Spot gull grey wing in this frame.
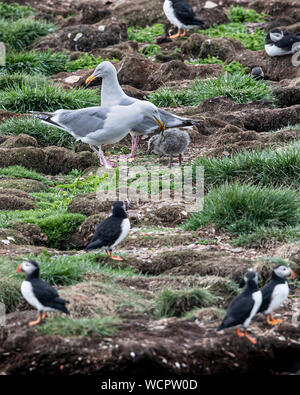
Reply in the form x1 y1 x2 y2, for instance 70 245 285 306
54 107 109 137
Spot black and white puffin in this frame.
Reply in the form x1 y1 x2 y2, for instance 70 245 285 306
217 269 262 344
16 260 70 326
163 0 205 39
258 265 296 325
85 200 130 261
265 28 300 57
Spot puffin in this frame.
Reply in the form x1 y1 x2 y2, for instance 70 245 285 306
217 269 262 344
258 265 296 325
17 260 70 326
163 0 205 39
85 200 130 261
251 66 265 80
265 28 300 57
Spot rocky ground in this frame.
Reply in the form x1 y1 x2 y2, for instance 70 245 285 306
0 0 300 376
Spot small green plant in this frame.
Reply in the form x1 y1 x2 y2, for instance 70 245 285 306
0 2 36 20
140 44 161 58
223 61 249 74
187 57 248 73
0 18 56 51
228 5 267 23
184 183 300 234
155 288 217 318
0 116 75 149
0 259 22 312
128 24 164 43
198 22 265 51
1 51 69 75
147 87 195 107
0 74 99 112
37 316 121 337
64 53 105 72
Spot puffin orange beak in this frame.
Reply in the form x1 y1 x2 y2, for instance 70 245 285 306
288 269 296 280
85 74 96 85
16 264 24 273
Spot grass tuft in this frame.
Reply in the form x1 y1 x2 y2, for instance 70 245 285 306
155 288 217 318
0 165 50 183
0 116 75 149
0 2 36 20
228 5 267 23
37 315 121 337
0 73 99 113
1 51 69 75
194 143 300 189
0 18 56 51
148 72 274 107
128 24 164 43
184 182 300 234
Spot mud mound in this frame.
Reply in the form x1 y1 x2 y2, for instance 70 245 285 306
0 179 48 193
34 22 128 52
0 135 38 149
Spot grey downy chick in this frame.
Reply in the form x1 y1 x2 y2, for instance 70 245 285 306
147 129 190 167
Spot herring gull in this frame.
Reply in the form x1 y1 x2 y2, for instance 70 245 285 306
85 61 199 159
31 101 165 168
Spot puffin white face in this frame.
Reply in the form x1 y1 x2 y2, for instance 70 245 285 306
85 61 116 84
274 265 296 280
269 30 284 42
17 260 38 274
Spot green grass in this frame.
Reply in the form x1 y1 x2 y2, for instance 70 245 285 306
186 56 248 74
0 18 56 51
37 316 121 337
154 288 217 318
148 71 274 107
231 225 300 247
128 24 164 42
64 53 120 72
0 209 85 248
0 2 36 20
194 143 300 189
184 182 300 234
0 259 22 312
0 116 75 149
0 165 50 184
18 252 103 285
1 50 69 75
0 73 99 112
198 22 265 51
228 5 267 23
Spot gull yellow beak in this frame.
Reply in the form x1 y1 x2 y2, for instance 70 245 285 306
154 116 166 135
85 74 96 85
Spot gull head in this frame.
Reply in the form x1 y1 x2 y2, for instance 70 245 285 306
139 102 166 136
85 61 116 84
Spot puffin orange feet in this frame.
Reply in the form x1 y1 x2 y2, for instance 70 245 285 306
170 28 181 39
236 328 256 344
266 314 283 325
106 250 123 261
29 312 42 326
